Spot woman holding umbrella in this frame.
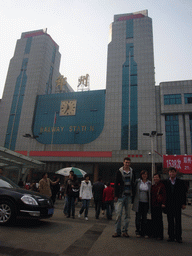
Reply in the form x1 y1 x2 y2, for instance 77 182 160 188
78 174 93 221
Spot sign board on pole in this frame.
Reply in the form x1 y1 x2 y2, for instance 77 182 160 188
163 155 192 174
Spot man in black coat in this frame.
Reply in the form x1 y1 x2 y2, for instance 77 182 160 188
92 177 105 219
164 167 187 243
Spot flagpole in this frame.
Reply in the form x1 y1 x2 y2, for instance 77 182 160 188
51 112 56 151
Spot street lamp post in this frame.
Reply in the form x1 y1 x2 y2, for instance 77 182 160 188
143 131 163 182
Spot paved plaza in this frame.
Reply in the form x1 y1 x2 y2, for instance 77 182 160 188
0 199 192 256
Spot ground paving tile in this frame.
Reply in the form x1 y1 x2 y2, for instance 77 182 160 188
0 199 192 256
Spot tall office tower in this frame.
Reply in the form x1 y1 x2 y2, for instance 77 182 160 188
0 29 61 151
104 10 156 152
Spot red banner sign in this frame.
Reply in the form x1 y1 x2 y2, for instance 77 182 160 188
163 155 192 174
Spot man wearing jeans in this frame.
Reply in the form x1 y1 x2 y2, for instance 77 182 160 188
112 157 135 237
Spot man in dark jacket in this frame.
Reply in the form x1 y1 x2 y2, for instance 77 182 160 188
112 157 135 238
164 167 187 243
92 177 105 219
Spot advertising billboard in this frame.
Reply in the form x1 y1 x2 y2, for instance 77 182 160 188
163 155 192 174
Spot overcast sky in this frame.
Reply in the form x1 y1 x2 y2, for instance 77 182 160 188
0 0 191 98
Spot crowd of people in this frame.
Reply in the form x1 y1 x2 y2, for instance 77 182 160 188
17 156 187 243
61 158 187 244
63 172 114 221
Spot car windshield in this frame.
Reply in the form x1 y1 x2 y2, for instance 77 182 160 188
0 176 19 188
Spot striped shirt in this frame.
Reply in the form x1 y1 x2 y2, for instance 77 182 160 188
123 170 131 195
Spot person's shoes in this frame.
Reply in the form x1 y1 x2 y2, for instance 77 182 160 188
122 232 130 238
136 234 141 238
78 214 81 218
167 238 175 242
112 233 121 238
72 216 75 219
176 239 182 243
144 235 149 239
66 215 70 218
85 217 88 221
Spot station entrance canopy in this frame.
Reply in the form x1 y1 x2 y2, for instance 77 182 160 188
0 146 45 169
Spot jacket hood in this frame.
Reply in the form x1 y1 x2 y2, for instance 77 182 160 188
119 166 133 172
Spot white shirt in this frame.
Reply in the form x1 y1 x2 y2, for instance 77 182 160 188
169 177 176 185
79 180 93 199
139 181 149 202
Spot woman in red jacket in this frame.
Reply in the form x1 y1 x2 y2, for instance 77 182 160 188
103 182 114 220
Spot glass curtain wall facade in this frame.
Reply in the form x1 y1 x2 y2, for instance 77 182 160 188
165 114 180 155
121 43 138 150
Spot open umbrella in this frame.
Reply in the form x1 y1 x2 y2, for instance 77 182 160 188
55 167 86 178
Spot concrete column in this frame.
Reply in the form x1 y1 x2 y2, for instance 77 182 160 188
93 164 99 182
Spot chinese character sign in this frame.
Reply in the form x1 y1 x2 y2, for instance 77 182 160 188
56 75 67 91
163 155 192 174
78 74 89 87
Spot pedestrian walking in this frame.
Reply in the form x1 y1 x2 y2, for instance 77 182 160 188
39 173 59 198
103 182 114 220
92 177 105 219
78 174 93 221
164 167 187 243
51 176 60 204
65 173 79 218
132 170 151 238
112 157 135 238
63 170 74 215
151 173 166 240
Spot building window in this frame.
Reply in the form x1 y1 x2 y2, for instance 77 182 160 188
165 114 180 155
52 46 56 63
24 37 32 54
164 94 181 105
189 114 192 151
126 19 133 39
45 66 53 94
121 43 138 150
184 93 192 104
4 58 28 150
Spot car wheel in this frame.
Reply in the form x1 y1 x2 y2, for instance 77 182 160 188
0 200 16 225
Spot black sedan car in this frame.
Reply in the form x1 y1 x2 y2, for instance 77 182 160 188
0 176 54 225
